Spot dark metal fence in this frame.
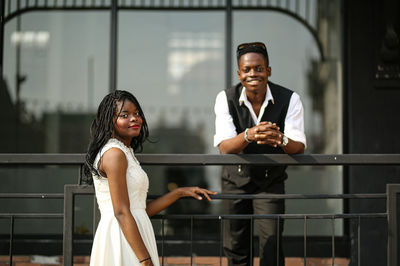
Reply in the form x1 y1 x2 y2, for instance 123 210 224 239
1 154 399 266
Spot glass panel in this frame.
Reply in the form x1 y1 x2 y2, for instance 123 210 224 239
233 1 342 236
0 1 343 242
118 11 225 212
119 12 224 155
118 12 224 240
1 11 109 236
2 12 109 153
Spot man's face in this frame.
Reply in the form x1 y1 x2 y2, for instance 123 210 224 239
237 52 271 94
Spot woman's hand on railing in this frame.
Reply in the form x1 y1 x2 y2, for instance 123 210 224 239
175 186 217 201
146 186 217 217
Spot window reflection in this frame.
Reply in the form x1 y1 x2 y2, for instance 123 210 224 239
1 12 109 234
0 3 342 238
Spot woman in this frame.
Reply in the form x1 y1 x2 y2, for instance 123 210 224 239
84 90 216 266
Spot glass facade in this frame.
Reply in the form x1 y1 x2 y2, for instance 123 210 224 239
1 11 109 234
1 1 342 237
2 12 109 153
118 11 224 154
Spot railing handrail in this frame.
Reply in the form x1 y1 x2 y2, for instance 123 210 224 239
0 193 387 199
0 153 399 165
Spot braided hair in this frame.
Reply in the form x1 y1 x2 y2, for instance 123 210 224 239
83 90 149 184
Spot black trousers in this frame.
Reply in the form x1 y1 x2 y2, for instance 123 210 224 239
222 179 285 266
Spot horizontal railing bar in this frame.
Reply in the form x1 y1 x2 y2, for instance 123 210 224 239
0 154 85 165
0 213 387 220
152 213 387 219
148 193 386 200
0 193 385 200
139 154 400 165
0 213 63 218
202 193 386 199
0 154 399 165
154 240 224 244
0 193 64 199
0 212 385 220
152 237 346 244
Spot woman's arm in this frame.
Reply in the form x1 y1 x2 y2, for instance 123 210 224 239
100 148 153 265
146 187 217 217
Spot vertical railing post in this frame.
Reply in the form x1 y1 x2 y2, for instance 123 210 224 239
219 216 223 266
63 185 94 266
250 216 253 266
225 0 232 90
0 0 4 78
161 218 165 265
109 0 118 92
358 216 361 266
331 216 335 266
63 185 75 266
9 215 14 266
303 216 307 265
387 184 400 266
276 216 280 266
190 216 193 265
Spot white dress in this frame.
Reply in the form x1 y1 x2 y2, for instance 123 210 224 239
89 138 159 266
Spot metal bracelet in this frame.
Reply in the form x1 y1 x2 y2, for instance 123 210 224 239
244 128 252 143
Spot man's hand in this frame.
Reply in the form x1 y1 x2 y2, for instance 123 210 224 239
247 121 283 147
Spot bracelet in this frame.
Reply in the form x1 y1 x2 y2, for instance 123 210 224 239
244 128 252 143
139 257 151 263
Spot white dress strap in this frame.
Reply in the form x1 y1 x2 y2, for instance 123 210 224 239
93 138 131 176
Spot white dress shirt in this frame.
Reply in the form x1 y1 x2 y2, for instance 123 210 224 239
214 84 307 148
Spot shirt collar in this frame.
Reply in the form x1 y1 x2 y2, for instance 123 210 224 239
238 84 274 106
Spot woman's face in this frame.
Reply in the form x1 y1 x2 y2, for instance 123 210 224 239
113 100 143 146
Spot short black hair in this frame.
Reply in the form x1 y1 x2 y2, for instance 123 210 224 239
236 42 269 66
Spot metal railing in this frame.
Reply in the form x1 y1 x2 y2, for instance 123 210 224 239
1 153 399 266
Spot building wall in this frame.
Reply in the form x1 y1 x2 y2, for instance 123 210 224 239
344 0 400 265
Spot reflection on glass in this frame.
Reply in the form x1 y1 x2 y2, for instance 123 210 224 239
2 12 109 153
119 11 225 236
1 3 343 239
1 12 109 236
119 12 224 153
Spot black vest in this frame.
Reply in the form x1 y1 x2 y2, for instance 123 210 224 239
222 81 293 188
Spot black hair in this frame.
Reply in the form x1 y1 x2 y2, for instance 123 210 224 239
236 43 269 66
83 90 149 184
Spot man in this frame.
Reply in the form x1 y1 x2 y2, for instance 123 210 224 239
214 42 306 266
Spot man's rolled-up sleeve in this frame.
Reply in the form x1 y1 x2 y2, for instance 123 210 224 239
284 92 307 148
214 91 238 147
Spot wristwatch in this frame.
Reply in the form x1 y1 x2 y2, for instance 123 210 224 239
279 134 288 147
